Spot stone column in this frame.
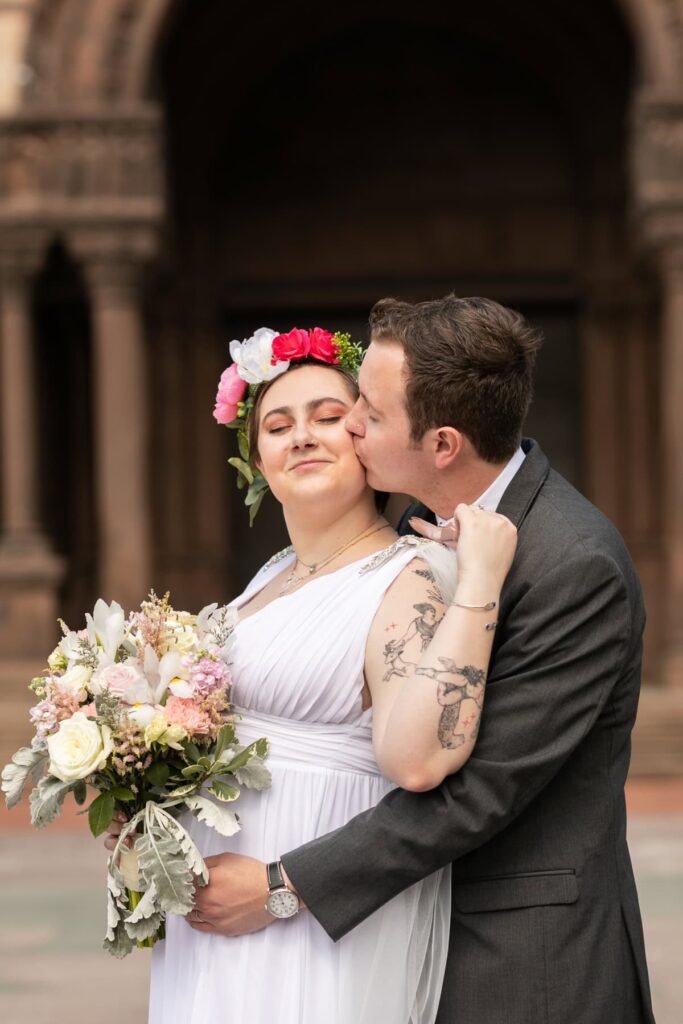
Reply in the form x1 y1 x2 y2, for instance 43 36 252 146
0 249 64 657
77 250 154 609
659 244 683 686
632 88 683 690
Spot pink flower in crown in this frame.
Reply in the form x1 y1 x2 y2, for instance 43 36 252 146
308 327 339 364
271 328 311 363
213 363 248 425
164 695 212 736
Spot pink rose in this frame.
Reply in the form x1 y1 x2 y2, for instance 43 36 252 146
271 328 311 363
95 664 152 705
81 702 97 718
213 364 248 425
308 327 339 364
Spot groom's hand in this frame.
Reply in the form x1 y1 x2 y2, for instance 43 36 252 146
186 852 274 936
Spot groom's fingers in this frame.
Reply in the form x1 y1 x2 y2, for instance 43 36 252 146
409 516 459 546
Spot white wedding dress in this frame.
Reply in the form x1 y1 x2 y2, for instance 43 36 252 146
149 539 452 1024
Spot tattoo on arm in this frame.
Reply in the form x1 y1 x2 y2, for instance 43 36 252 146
412 566 443 604
417 659 486 749
382 602 443 680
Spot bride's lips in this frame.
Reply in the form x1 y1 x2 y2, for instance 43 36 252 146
289 459 332 472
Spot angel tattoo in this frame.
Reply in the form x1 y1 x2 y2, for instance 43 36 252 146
415 659 486 749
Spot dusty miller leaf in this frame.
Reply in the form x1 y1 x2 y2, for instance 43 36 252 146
234 759 272 792
103 919 135 959
29 776 73 828
184 795 241 837
2 747 48 809
153 807 208 885
136 825 195 916
106 871 123 942
125 911 164 943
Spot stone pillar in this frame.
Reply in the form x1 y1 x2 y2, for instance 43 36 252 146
659 244 683 686
71 230 158 609
632 88 683 688
0 249 64 657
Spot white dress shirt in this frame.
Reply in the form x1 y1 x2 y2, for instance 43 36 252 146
436 445 526 525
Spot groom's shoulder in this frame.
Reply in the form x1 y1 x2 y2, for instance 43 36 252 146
526 464 638 590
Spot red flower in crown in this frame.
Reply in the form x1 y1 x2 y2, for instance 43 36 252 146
271 328 311 362
308 327 339 364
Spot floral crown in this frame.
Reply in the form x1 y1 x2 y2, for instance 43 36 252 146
213 326 364 523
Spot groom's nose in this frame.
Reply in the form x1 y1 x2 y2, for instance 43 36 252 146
345 400 366 437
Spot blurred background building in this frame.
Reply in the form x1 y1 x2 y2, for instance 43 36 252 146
0 0 682 771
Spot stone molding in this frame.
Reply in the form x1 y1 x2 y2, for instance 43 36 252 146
632 88 683 250
0 103 164 233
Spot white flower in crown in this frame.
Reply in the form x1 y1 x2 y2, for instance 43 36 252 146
229 327 289 385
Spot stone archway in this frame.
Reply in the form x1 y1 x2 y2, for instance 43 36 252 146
1 0 683 768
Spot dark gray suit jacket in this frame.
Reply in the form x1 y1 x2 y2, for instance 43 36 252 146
282 439 655 1024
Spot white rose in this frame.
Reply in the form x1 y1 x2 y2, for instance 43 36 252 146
47 713 113 782
229 328 288 384
57 664 92 698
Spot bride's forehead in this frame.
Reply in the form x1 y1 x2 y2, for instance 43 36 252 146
261 367 352 409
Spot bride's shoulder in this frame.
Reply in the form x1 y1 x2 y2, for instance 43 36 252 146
358 536 447 575
258 545 295 575
360 536 457 605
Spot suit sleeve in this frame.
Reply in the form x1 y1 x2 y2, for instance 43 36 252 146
281 548 639 941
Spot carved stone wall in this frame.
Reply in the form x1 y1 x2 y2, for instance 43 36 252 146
0 0 683 770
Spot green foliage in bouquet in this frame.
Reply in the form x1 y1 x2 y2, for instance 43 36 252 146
1 592 271 957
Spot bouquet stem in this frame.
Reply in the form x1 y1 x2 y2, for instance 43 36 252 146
127 888 165 948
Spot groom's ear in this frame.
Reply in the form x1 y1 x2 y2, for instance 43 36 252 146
432 426 463 470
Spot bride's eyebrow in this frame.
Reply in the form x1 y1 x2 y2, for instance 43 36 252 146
261 397 349 423
306 397 350 412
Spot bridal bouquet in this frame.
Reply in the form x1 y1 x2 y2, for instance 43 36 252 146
1 591 270 957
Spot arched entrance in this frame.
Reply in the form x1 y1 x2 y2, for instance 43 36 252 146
1 0 683 768
151 1 635 594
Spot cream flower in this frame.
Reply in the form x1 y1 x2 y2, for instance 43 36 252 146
143 713 186 750
229 328 288 385
47 713 113 782
57 664 92 700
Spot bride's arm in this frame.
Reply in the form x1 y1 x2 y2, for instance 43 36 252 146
366 505 516 791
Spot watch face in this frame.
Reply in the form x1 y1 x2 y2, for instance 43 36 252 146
267 888 299 919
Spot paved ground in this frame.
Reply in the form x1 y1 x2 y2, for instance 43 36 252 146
1 781 681 1024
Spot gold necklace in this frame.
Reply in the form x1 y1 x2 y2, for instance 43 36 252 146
280 518 388 594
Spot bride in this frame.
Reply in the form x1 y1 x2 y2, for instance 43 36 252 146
107 326 517 1024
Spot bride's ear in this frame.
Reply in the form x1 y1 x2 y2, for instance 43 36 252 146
431 426 463 470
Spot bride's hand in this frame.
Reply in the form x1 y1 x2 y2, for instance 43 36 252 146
411 504 517 592
408 514 460 548
451 504 517 596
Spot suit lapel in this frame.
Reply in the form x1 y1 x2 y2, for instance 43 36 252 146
495 438 550 529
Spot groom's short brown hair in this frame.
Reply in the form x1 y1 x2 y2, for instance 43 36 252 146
368 294 543 463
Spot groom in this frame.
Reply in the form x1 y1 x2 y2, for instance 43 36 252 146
191 294 655 1024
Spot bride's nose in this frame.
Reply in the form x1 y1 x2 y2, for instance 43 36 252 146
290 419 318 449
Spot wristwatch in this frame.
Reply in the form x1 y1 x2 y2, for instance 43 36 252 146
265 861 300 919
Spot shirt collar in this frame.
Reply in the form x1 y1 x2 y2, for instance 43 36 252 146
436 446 526 526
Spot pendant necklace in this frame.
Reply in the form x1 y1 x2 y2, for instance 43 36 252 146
280 517 388 595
